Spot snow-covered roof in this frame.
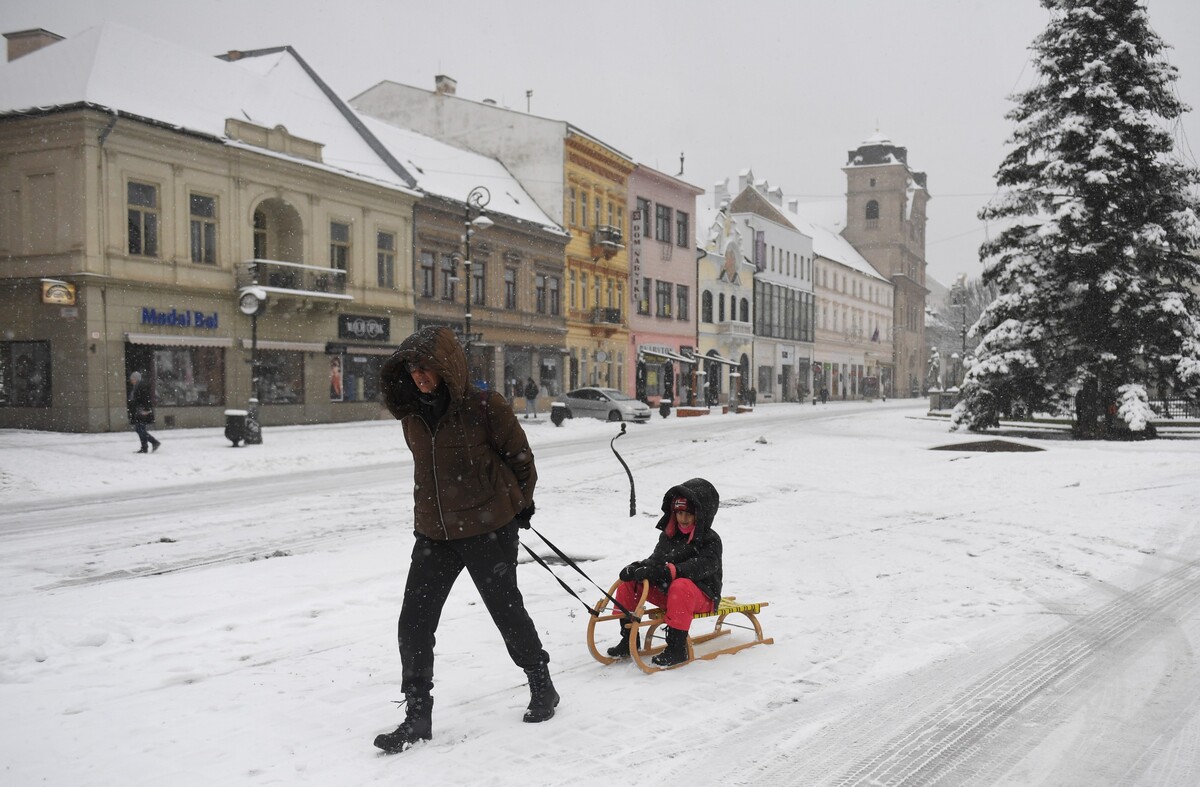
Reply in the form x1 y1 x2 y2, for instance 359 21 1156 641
360 115 562 232
782 203 890 283
0 23 421 195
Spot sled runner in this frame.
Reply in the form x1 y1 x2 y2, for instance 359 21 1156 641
586 579 773 673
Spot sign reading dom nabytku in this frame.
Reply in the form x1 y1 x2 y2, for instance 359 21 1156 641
338 314 390 342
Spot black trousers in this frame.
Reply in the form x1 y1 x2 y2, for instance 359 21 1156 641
132 422 158 450
397 520 548 696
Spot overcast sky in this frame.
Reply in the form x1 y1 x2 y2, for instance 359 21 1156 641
4 0 1198 286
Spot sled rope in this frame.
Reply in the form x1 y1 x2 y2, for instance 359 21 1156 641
523 525 640 621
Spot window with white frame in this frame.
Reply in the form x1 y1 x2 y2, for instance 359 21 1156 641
127 181 159 257
376 230 396 288
189 193 217 265
330 221 351 272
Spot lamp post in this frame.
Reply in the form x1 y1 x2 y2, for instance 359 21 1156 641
237 284 267 445
459 186 494 359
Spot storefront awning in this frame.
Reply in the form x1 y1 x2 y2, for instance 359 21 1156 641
640 349 696 365
125 332 232 348
326 343 397 356
239 339 328 353
702 353 741 367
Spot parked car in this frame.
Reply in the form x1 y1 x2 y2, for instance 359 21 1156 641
551 387 651 425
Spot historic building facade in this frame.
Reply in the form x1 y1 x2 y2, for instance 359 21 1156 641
352 76 634 395
627 165 703 408
0 29 424 432
839 133 930 397
720 175 816 404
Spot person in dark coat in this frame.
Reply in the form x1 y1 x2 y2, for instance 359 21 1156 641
524 377 539 418
126 371 161 454
372 326 557 755
608 477 723 667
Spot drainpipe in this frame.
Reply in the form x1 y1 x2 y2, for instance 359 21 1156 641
98 108 118 431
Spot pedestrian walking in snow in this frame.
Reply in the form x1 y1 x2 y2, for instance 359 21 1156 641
373 326 556 755
126 371 161 454
607 478 723 667
524 377 538 419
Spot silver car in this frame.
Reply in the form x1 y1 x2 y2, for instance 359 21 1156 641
553 387 651 424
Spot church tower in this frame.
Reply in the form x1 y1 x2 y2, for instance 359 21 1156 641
841 133 930 397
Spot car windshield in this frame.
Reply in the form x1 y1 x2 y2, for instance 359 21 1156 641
600 389 636 401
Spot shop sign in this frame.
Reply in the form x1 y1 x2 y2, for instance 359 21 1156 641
141 307 219 329
338 314 390 342
41 280 76 305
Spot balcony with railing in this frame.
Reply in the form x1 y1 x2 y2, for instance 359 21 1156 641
590 225 624 260
591 307 622 325
236 259 352 303
715 319 753 339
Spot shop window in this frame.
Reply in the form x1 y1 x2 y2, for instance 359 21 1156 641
189 194 217 265
257 350 304 404
0 341 52 407
333 353 384 403
128 181 159 257
152 346 225 406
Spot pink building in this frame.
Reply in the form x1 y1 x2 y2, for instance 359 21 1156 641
627 165 704 408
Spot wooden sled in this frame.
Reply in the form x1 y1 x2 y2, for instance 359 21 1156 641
586 579 774 674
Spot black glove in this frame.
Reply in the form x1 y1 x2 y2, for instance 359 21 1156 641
619 561 644 582
647 563 671 584
515 503 536 529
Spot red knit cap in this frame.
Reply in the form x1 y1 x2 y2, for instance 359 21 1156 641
672 497 692 513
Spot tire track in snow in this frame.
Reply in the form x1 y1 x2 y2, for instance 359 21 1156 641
745 557 1200 786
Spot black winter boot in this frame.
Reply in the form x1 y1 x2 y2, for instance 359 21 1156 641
373 693 433 754
651 626 690 667
523 665 560 723
606 618 641 659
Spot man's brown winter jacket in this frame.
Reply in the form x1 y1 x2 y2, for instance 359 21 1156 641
380 326 536 540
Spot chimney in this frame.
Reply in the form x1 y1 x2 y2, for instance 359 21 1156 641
434 75 457 96
4 28 64 62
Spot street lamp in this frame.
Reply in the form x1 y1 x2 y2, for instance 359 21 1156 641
237 284 267 445
459 186 493 356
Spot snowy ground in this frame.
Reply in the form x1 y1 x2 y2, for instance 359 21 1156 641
2 401 1199 786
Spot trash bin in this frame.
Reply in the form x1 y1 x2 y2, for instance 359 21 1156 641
659 399 672 419
224 409 248 447
550 403 569 427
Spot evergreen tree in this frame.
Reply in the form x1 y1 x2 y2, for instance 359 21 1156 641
953 0 1200 438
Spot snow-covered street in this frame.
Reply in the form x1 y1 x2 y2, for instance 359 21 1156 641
2 402 1199 786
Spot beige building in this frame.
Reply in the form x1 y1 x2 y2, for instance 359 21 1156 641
0 26 564 433
840 133 930 397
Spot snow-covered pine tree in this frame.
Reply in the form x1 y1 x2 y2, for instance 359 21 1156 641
952 0 1200 439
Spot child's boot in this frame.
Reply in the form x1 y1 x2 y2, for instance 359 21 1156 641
651 626 690 667
606 618 640 658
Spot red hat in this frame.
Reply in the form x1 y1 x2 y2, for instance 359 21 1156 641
672 497 692 513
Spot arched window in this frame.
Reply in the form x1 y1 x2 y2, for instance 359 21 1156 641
740 298 750 323
701 290 713 323
718 293 726 323
865 200 880 220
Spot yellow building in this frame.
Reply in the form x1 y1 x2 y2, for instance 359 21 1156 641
352 76 635 393
562 134 633 390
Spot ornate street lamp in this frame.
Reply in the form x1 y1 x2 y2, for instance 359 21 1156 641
236 284 267 445
458 186 493 354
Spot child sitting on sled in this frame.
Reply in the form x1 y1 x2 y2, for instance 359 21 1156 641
608 477 723 667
